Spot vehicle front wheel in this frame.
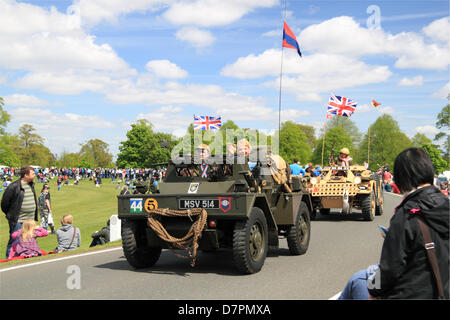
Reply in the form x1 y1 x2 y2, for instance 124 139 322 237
232 207 268 274
121 219 162 268
361 191 376 221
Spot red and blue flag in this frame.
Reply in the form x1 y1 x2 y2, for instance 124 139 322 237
327 93 357 117
282 21 302 57
193 115 222 130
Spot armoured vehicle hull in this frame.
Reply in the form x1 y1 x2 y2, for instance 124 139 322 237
306 165 383 221
118 156 313 274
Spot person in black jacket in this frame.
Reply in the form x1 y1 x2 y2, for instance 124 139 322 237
90 219 110 247
368 148 449 299
1 166 38 259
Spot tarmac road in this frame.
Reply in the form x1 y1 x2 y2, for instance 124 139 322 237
0 192 402 300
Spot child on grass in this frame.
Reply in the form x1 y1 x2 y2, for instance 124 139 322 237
10 219 48 258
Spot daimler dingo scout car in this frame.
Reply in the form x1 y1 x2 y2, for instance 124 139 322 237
117 152 313 274
306 164 383 221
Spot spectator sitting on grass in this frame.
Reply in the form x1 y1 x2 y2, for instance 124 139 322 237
55 214 81 252
90 220 110 247
10 219 48 259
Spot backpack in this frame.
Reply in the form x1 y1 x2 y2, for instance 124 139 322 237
38 192 47 210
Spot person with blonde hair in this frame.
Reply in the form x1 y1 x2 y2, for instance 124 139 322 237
10 219 48 258
55 214 81 252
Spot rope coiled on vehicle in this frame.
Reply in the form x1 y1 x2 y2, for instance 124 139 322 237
147 208 207 267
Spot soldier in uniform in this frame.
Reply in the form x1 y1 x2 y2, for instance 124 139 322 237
337 148 353 166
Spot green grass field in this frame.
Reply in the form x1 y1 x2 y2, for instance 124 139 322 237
0 177 124 264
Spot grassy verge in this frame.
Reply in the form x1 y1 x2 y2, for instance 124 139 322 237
1 177 124 266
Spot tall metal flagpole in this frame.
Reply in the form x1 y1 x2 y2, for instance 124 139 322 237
367 125 371 167
278 0 287 135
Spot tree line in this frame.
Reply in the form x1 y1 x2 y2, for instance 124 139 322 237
0 96 448 173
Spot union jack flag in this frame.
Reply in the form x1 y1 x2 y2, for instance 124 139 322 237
327 93 357 117
193 115 222 130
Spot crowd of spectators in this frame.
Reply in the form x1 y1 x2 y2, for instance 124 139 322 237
1 166 166 188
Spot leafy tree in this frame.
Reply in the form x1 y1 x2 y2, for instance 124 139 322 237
79 139 113 168
434 102 450 168
59 151 82 168
296 124 317 150
312 126 354 166
326 116 362 146
18 124 44 148
422 144 448 174
359 114 413 171
412 133 432 148
0 135 20 167
277 121 312 164
117 119 179 168
0 97 10 135
16 124 54 166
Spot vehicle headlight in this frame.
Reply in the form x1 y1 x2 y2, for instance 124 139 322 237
354 177 361 184
311 177 317 185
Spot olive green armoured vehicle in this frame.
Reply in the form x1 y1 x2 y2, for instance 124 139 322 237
117 153 313 274
305 164 384 221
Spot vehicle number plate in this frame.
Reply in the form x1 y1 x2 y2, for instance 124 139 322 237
178 199 219 209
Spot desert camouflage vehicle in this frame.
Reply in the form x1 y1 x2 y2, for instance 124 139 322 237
306 164 384 221
117 152 313 274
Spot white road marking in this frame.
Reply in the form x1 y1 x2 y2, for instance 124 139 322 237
0 247 122 273
386 192 403 198
329 291 342 300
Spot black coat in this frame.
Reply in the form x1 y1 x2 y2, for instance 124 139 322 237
1 179 38 224
369 185 449 299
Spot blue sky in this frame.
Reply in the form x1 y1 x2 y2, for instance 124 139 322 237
1 0 449 159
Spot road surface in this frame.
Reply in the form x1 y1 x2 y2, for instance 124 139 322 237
0 192 402 300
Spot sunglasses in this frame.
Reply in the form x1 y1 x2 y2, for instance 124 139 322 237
340 153 348 157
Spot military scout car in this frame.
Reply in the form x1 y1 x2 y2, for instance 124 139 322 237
306 165 384 221
118 152 313 274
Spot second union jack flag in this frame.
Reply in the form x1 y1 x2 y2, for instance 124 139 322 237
327 93 357 117
193 115 222 130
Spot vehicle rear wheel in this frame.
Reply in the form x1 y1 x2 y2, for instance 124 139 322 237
121 219 162 268
233 207 268 274
287 202 311 255
361 191 376 221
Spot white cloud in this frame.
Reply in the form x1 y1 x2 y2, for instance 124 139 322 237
4 94 51 107
356 104 371 113
14 70 131 95
432 82 450 99
175 26 216 48
279 109 310 122
262 29 281 37
415 125 439 135
377 106 395 114
299 16 450 70
145 60 188 79
9 107 115 129
0 1 132 74
422 17 450 43
137 106 192 134
398 75 423 86
164 0 278 27
72 0 167 27
222 49 392 101
106 81 271 121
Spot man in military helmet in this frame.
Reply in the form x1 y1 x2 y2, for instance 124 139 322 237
338 148 353 166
